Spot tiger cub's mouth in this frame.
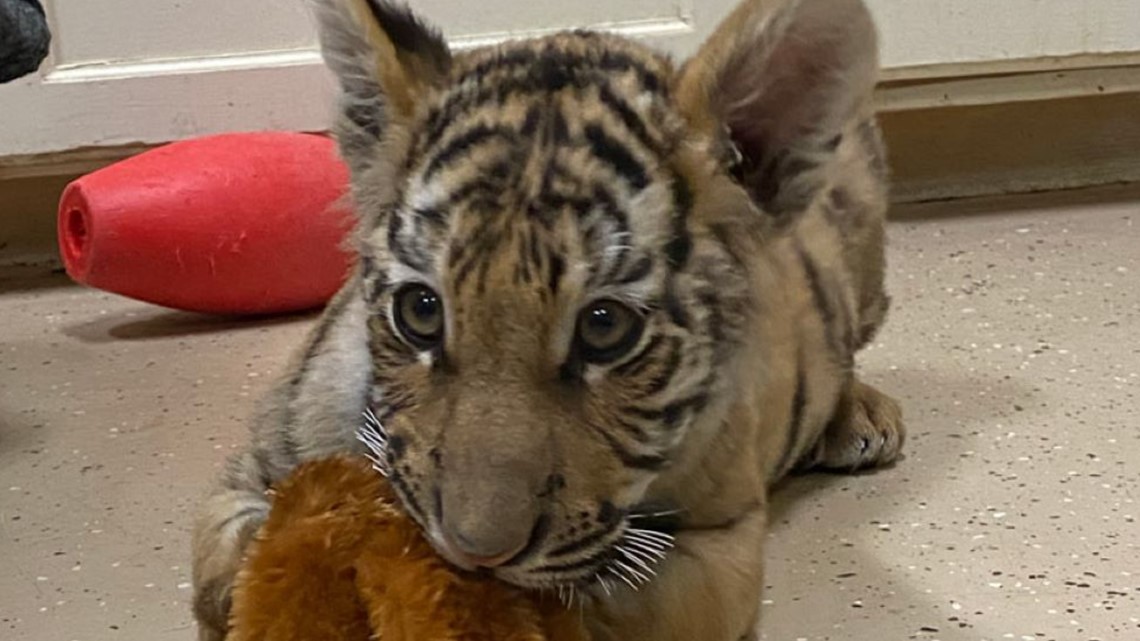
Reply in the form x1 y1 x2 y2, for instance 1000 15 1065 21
357 408 679 601
533 515 678 596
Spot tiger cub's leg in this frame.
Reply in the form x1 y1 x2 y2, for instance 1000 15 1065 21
587 507 766 641
191 451 272 641
802 378 904 472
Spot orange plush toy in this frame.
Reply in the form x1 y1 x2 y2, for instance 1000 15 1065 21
227 451 590 641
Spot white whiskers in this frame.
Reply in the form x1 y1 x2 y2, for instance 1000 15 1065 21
591 525 676 597
356 407 390 477
556 583 582 609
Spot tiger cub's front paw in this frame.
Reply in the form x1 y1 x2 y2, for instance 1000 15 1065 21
807 380 904 472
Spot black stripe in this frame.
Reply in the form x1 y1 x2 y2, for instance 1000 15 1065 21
775 361 808 477
837 291 856 360
344 98 383 140
626 394 707 431
251 449 278 489
662 286 691 329
613 334 666 378
559 355 584 383
415 46 664 167
757 149 822 215
446 241 466 271
438 177 504 211
520 103 543 137
412 207 446 227
452 245 488 293
483 37 663 94
531 53 579 92
581 185 634 287
547 253 565 294
643 336 684 395
289 289 345 385
457 46 662 109
533 545 613 574
520 245 535 284
597 424 669 471
707 222 747 271
584 123 649 191
695 288 724 343
388 471 427 525
387 212 431 272
422 124 516 180
535 189 592 218
363 271 391 306
527 230 542 273
858 119 889 178
596 49 663 94
452 221 502 276
797 245 833 328
613 254 653 285
586 182 624 222
665 174 693 269
592 207 634 284
530 158 591 219
614 418 652 444
387 434 407 459
281 288 352 456
796 242 852 368
548 520 623 558
475 255 493 295
514 233 533 285
362 0 450 75
595 81 659 154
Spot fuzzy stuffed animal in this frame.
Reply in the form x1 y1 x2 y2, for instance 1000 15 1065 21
227 453 590 641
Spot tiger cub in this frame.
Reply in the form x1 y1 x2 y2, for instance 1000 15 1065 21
191 0 904 639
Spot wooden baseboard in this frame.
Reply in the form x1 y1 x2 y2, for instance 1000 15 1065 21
881 90 1140 203
3 90 1139 267
0 173 80 268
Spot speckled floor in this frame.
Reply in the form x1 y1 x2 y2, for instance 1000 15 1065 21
1 186 1137 641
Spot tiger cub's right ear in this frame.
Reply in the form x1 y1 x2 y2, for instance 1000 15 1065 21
309 0 451 174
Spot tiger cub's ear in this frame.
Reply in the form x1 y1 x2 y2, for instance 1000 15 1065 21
310 0 451 175
675 0 879 213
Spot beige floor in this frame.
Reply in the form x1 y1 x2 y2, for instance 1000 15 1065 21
1 187 1137 641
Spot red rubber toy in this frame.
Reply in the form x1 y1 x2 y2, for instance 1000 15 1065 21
58 131 356 316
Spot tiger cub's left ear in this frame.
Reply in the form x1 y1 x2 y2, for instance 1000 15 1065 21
675 0 880 213
309 0 452 176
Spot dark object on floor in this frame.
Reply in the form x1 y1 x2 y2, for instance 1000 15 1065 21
0 0 50 83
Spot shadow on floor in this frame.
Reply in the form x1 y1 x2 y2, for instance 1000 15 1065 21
60 306 317 343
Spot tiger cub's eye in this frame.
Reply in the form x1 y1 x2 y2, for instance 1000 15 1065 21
393 285 444 349
576 300 644 363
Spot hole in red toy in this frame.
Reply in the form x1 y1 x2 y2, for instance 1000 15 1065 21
65 207 88 261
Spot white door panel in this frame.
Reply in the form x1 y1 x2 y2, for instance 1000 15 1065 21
0 0 734 161
51 0 315 66
867 0 1140 74
425 0 693 40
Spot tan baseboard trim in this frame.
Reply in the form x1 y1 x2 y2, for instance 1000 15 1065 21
0 173 78 268
877 65 1140 112
1 91 1137 255
879 51 1140 84
881 91 1140 204
0 143 158 181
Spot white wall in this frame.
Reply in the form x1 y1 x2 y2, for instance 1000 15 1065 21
868 0 1140 73
1 0 1138 167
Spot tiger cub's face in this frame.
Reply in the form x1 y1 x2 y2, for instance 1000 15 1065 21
312 0 879 589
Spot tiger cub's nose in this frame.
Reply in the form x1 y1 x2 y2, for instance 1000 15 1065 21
434 489 540 570
434 529 530 570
